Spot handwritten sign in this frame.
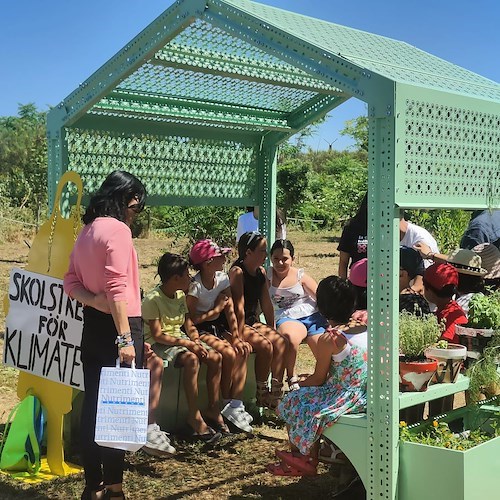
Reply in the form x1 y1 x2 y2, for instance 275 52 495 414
4 268 84 389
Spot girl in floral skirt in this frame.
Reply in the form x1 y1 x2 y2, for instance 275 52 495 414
267 275 367 478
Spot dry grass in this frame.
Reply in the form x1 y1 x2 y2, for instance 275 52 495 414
0 229 369 499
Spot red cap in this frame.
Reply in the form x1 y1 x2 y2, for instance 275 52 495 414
349 258 368 287
189 239 231 266
424 263 458 290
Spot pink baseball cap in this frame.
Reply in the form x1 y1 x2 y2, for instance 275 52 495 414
189 239 231 266
349 258 368 288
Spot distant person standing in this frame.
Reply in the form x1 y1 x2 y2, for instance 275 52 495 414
399 214 439 293
337 193 368 279
460 210 500 250
236 206 287 242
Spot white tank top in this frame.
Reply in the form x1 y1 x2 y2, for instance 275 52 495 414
268 267 318 320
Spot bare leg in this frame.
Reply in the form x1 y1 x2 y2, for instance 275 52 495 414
143 345 163 425
178 352 210 434
243 324 273 383
202 350 223 423
200 334 237 401
278 321 308 380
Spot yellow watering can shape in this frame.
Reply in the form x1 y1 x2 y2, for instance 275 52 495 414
3 171 83 476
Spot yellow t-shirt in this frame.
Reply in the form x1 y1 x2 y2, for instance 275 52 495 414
141 286 188 344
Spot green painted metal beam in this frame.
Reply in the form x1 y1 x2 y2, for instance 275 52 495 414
152 45 344 94
72 114 263 144
47 0 208 130
91 91 292 131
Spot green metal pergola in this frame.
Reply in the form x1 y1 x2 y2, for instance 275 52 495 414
47 0 500 497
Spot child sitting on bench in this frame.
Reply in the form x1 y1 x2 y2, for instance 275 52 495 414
142 252 224 443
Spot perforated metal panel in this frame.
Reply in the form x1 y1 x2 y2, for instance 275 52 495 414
65 127 258 204
395 85 500 209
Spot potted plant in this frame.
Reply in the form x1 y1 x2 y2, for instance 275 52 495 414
465 332 500 403
456 291 500 357
425 339 467 384
398 399 500 499
399 311 441 392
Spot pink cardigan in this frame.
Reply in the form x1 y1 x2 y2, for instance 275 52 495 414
64 217 141 316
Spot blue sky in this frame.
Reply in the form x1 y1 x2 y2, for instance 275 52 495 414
1 0 498 150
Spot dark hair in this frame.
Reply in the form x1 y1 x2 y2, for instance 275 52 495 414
157 253 189 284
316 276 357 324
346 192 368 230
353 284 367 310
423 281 456 299
237 231 266 260
83 170 146 225
270 239 295 258
457 273 485 294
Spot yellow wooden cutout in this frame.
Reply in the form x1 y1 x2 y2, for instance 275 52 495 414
3 171 83 476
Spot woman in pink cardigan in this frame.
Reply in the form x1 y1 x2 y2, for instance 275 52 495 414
64 170 146 500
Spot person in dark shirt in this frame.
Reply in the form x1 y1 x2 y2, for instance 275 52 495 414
337 193 368 279
461 209 500 250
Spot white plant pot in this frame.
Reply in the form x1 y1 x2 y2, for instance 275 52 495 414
425 343 467 384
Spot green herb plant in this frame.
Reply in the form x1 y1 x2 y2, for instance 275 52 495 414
399 311 442 361
467 291 500 330
466 333 500 403
399 418 499 451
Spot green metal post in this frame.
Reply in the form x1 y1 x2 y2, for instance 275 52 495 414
257 143 277 247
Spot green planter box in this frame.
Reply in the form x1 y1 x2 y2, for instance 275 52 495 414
398 432 500 499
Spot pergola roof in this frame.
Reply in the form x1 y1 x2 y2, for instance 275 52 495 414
47 0 499 209
50 0 500 138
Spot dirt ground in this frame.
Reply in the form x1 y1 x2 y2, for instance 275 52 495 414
1 229 371 499
0 228 466 498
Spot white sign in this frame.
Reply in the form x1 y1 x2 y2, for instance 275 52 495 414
4 268 84 389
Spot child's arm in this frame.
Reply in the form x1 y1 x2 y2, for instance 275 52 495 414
301 272 319 301
299 329 347 387
229 266 246 337
183 314 209 358
185 293 228 324
228 267 253 355
259 269 275 327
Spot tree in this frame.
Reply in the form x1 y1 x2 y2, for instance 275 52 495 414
0 104 48 214
340 115 368 152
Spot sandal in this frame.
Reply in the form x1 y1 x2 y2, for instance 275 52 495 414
267 378 284 410
287 376 300 392
318 438 346 465
275 449 318 475
204 416 231 434
186 424 222 444
266 460 307 476
256 381 269 407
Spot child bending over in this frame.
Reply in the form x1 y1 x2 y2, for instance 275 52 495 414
267 275 367 486
141 253 224 443
186 239 253 433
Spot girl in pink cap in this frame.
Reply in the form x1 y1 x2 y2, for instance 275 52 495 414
186 239 253 433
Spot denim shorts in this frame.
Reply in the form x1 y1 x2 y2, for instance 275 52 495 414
276 311 328 336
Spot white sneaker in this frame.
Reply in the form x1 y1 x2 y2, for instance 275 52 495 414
143 423 176 456
221 404 253 433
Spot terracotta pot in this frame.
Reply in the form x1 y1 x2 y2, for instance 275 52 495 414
425 344 467 384
399 359 438 392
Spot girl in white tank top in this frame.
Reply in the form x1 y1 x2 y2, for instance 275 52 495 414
268 240 328 390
